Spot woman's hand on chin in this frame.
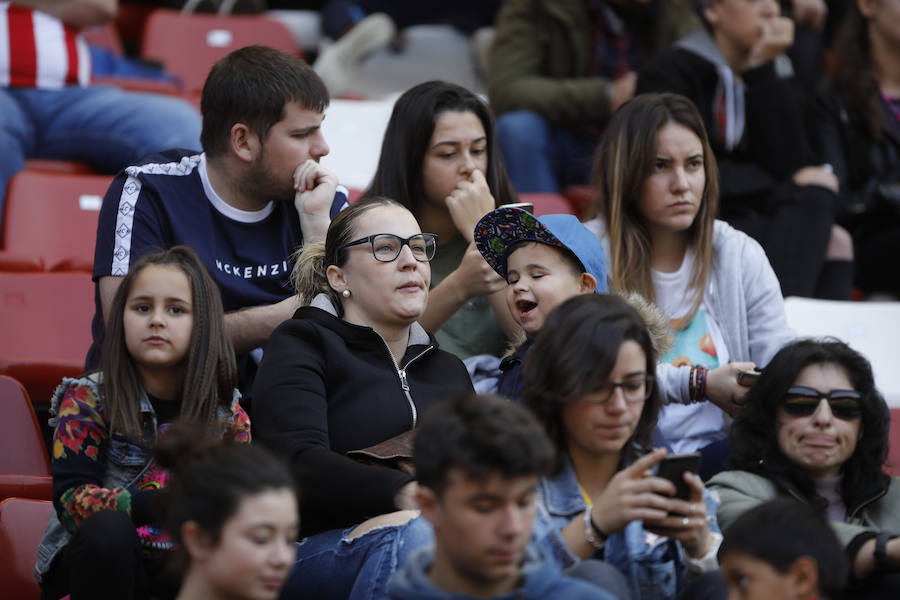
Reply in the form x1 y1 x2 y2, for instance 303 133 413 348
644 472 712 558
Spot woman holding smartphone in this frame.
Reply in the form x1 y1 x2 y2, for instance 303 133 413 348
524 293 721 600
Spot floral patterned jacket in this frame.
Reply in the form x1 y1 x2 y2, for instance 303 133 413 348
34 374 250 581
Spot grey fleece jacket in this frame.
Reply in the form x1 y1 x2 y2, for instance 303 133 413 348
584 218 794 405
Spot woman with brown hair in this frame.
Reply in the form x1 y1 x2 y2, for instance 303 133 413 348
584 92 794 474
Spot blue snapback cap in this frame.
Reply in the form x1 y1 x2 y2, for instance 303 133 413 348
473 206 607 293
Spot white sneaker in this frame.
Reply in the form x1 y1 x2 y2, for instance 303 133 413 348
313 12 396 97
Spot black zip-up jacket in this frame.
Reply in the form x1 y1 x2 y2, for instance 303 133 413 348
253 296 473 536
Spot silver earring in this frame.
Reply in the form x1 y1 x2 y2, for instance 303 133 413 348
342 289 351 298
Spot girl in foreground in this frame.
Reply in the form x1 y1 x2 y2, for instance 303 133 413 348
156 428 297 600
36 246 250 600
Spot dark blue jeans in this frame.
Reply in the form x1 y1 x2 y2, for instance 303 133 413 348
495 110 599 193
0 85 201 220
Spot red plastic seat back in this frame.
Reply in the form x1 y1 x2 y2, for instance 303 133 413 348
0 272 94 404
2 170 112 272
141 9 301 94
517 193 578 217
0 498 53 600
0 377 50 476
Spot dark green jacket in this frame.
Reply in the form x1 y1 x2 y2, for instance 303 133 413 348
487 0 700 127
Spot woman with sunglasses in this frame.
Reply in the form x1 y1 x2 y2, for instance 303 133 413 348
709 338 900 597
252 196 474 537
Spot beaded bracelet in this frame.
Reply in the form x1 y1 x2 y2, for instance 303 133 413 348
582 509 607 552
689 365 709 403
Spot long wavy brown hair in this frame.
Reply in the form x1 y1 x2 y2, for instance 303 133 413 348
590 92 719 324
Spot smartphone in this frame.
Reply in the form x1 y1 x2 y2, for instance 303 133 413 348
502 201 535 213
737 369 761 386
656 452 701 500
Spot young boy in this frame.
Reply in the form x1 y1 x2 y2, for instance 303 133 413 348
473 207 607 399
387 393 617 600
717 499 848 600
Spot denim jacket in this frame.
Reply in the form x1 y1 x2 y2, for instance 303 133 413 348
533 455 720 600
34 375 243 581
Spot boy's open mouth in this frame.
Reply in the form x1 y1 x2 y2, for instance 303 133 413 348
516 300 537 314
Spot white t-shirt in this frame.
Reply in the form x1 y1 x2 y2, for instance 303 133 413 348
653 246 731 453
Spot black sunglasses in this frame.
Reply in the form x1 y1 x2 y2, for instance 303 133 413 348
782 385 863 420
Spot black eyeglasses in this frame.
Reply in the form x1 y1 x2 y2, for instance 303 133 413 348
339 233 438 263
582 376 655 404
783 386 863 420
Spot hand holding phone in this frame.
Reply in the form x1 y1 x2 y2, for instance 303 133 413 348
655 452 702 501
737 369 761 386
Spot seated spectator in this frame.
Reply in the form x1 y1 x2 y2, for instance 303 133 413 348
313 1 503 96
717 498 849 600
271 292 680 599
387 393 618 599
87 45 348 399
637 0 854 300
584 92 793 475
0 0 202 222
523 293 722 600
156 428 298 600
487 0 700 193
366 80 519 360
810 0 900 299
472 206 608 400
252 197 474 537
708 338 900 598
35 246 251 600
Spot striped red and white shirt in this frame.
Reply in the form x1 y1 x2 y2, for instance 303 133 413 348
0 2 91 88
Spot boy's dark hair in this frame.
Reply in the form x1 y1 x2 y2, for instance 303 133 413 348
414 394 555 497
200 45 329 158
718 498 849 597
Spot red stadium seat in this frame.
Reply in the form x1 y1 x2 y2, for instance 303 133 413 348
0 272 94 407
22 160 96 175
518 193 577 217
0 376 51 502
562 185 595 219
0 498 53 600
1 170 112 273
141 9 301 94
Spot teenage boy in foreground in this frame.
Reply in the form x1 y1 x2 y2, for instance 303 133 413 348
387 394 618 599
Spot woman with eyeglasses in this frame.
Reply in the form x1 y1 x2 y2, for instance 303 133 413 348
708 338 900 597
524 293 722 600
252 196 474 537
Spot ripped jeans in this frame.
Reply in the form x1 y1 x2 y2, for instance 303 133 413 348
279 513 433 600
